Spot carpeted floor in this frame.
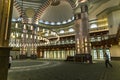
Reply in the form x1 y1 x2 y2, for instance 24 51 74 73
7 60 120 80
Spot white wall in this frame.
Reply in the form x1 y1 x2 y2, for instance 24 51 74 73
108 10 120 35
110 45 120 57
89 0 120 19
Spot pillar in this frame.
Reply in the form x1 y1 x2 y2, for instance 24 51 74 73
0 0 13 80
74 2 90 54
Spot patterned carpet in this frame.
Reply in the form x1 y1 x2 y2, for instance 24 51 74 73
8 60 120 80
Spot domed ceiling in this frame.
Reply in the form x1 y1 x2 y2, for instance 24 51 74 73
12 0 107 26
40 0 74 23
12 0 76 23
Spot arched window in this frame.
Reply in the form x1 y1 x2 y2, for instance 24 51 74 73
50 22 55 25
59 30 64 34
62 21 67 24
90 24 97 28
69 28 74 32
68 19 72 22
72 16 75 20
39 20 44 23
12 18 16 22
45 33 48 36
56 22 61 25
44 21 49 24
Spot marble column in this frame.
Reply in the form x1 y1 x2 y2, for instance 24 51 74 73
74 3 90 54
0 0 13 80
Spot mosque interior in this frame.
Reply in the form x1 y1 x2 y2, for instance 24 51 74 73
0 0 120 80
9 0 120 61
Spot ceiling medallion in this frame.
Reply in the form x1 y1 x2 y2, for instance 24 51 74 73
51 0 60 6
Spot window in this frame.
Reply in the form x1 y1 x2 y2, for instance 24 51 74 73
50 22 55 25
90 24 97 28
59 30 64 34
68 19 72 22
62 21 67 24
45 33 48 36
44 21 49 24
39 20 44 23
72 16 75 20
69 28 74 32
56 22 61 25
12 18 16 22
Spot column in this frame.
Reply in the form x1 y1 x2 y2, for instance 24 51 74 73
0 0 13 80
60 50 62 59
53 50 56 59
74 3 90 54
61 49 64 59
56 49 58 59
44 50 47 59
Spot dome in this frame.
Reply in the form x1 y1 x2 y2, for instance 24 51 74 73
12 6 20 19
40 0 74 23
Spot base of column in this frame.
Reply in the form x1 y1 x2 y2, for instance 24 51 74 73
74 53 92 63
0 47 12 80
